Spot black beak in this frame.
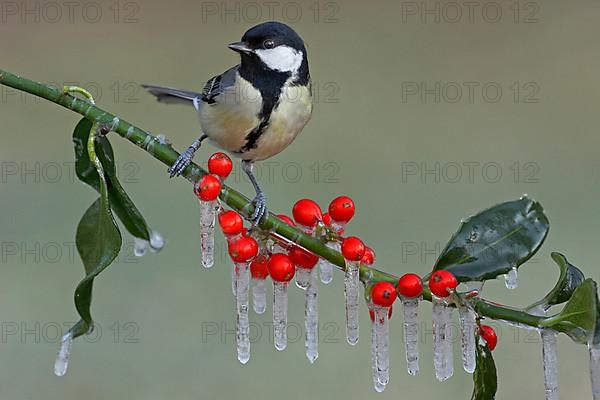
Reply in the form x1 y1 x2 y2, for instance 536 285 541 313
228 42 253 54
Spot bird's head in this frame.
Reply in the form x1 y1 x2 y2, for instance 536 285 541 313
228 21 308 78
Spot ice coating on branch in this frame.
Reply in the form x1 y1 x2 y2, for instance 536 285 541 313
433 296 454 382
401 296 420 376
199 200 216 268
54 331 74 377
458 306 477 373
273 281 289 351
465 281 483 293
305 268 319 363
344 260 360 345
589 344 600 399
252 278 266 314
541 329 559 400
235 262 251 364
374 306 391 386
370 303 386 392
149 231 165 252
505 266 518 289
295 267 311 289
133 237 149 257
319 241 339 284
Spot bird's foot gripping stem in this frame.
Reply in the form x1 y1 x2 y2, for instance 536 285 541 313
242 160 268 229
248 191 268 228
168 135 207 177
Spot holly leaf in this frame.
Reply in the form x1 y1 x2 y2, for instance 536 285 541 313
527 252 585 311
73 118 151 241
471 339 498 400
70 120 122 338
540 279 597 344
433 196 549 281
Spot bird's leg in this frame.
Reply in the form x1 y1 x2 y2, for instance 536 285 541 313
242 160 267 228
168 134 208 178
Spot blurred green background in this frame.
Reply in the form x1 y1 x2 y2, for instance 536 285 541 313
1 0 599 398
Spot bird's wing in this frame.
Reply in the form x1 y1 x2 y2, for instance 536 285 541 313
200 65 240 104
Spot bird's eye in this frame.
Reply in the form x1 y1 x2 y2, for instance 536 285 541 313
263 39 275 49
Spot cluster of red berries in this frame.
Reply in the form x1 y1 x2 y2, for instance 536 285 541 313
200 152 498 351
367 269 497 350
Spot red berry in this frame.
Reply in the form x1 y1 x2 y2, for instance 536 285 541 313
322 212 331 226
398 273 423 298
369 306 393 322
341 236 365 261
250 254 269 279
267 253 295 282
361 246 376 265
194 175 221 201
289 246 319 269
292 199 322 227
277 214 296 227
207 152 233 179
228 236 258 263
479 325 498 351
218 210 243 235
328 196 355 223
428 270 458 298
371 281 397 307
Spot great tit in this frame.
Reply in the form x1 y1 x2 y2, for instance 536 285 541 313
142 21 313 225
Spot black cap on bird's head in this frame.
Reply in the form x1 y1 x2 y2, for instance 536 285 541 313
228 21 309 81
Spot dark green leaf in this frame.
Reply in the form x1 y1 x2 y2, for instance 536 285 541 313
71 121 122 337
471 338 498 400
527 252 585 311
541 279 597 344
73 118 150 241
434 196 549 281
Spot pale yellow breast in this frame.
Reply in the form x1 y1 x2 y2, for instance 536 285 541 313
244 84 313 161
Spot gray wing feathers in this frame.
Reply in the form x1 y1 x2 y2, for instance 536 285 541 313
142 65 239 106
141 84 201 105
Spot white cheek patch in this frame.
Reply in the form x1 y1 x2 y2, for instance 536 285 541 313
255 45 303 74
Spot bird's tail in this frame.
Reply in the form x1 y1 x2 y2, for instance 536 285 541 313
141 84 202 106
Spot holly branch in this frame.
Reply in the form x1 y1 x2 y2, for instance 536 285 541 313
1 68 598 399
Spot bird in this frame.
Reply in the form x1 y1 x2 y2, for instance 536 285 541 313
142 21 313 226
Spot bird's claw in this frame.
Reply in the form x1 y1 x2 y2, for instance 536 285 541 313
168 149 194 177
248 192 268 229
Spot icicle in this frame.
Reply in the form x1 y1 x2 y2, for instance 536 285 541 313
133 237 149 257
231 265 237 296
505 266 518 289
149 231 165 252
235 262 251 364
540 329 559 400
54 331 74 377
401 295 420 376
433 296 454 381
369 303 386 392
344 258 360 346
199 200 216 268
589 343 600 399
273 281 289 351
374 305 391 386
319 241 339 284
305 268 319 363
252 278 266 314
295 267 311 289
458 306 477 373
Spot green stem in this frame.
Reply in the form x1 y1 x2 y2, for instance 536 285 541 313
0 68 550 333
